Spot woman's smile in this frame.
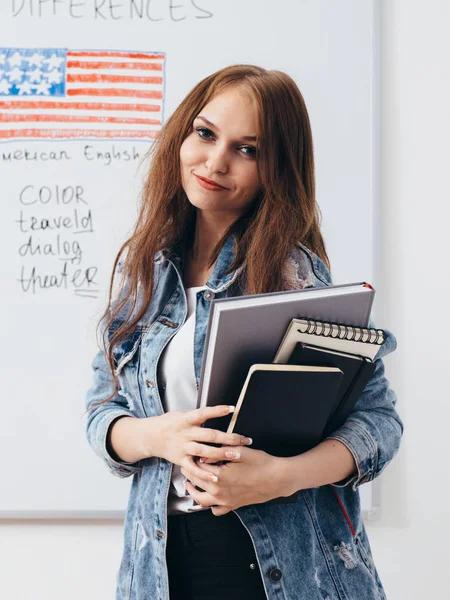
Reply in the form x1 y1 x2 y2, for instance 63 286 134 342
194 174 229 191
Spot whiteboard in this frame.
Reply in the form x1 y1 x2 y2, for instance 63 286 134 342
0 0 380 518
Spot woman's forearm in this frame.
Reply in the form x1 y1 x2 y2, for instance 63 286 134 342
107 415 161 464
278 439 357 496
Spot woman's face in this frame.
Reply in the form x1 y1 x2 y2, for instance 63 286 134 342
180 86 261 220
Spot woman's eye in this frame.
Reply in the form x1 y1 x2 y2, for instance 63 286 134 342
194 127 256 158
196 127 214 140
240 145 257 158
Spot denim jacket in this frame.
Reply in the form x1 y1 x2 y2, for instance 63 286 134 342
85 232 403 600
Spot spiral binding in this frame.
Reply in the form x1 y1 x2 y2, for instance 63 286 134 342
296 319 384 345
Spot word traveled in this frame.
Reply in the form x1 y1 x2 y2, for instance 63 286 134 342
16 209 93 234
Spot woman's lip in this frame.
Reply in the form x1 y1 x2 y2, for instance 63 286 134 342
194 174 228 191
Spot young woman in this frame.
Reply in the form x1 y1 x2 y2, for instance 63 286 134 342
85 65 403 600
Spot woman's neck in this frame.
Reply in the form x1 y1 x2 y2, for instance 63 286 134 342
189 209 238 266
182 252 215 288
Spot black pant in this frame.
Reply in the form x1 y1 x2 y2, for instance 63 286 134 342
166 508 267 600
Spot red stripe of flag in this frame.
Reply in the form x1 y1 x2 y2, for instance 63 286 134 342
67 51 164 60
0 101 160 112
66 88 163 99
0 114 161 125
67 74 163 84
0 129 159 139
67 60 163 71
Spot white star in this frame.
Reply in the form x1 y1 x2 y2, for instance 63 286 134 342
17 80 33 95
27 53 45 67
0 79 12 94
34 80 52 95
43 54 64 70
45 69 63 85
26 69 43 83
7 67 23 83
8 51 23 68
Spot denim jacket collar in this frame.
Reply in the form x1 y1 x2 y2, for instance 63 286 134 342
154 232 315 293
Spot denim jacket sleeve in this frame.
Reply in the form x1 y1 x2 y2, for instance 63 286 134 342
299 247 404 491
84 252 144 478
85 349 143 478
326 325 403 490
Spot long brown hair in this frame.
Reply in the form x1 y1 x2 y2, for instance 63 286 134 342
92 64 329 408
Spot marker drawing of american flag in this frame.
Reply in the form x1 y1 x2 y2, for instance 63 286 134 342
0 48 165 141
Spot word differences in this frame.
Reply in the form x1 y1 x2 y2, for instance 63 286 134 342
11 0 213 21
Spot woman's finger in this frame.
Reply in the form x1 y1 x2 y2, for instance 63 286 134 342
195 445 246 466
188 405 234 426
197 457 220 465
181 468 217 494
211 505 232 517
184 480 217 508
194 427 252 448
187 441 244 464
184 456 221 482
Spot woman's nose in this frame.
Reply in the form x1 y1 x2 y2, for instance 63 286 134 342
205 144 229 174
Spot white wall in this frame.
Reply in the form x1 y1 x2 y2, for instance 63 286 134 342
365 1 450 597
1 1 448 598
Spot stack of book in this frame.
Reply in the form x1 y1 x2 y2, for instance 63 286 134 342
226 317 384 459
193 282 386 505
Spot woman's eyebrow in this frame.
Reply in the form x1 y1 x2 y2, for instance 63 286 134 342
195 115 257 142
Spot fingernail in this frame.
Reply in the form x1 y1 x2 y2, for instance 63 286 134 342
246 438 253 445
199 457 205 463
228 405 235 413
225 451 240 460
209 474 219 482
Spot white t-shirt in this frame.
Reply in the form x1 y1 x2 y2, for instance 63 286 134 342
158 285 210 515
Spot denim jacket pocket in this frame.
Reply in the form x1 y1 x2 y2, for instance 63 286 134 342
115 512 146 600
114 336 147 419
126 518 156 600
124 518 143 600
353 535 375 576
112 329 144 376
353 534 387 600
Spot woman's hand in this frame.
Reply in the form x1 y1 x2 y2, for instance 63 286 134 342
181 446 289 516
144 405 252 488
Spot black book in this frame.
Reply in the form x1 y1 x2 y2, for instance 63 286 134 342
287 342 376 436
200 364 343 506
225 365 344 456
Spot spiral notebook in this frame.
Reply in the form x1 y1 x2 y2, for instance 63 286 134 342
273 318 385 364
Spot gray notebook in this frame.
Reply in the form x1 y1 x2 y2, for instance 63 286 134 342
197 282 375 412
